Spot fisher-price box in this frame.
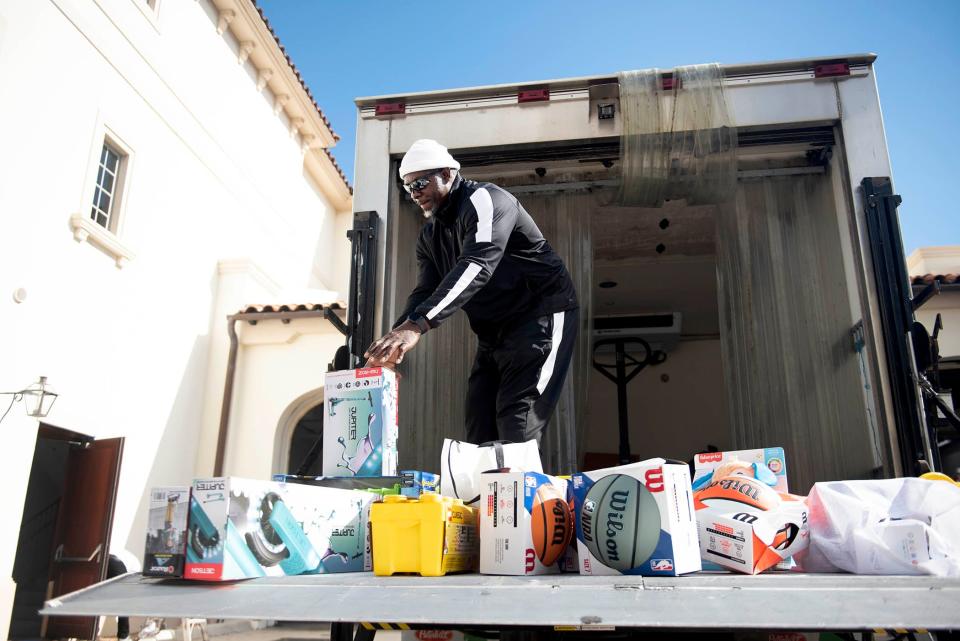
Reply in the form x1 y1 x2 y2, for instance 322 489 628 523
572 459 701 576
185 477 374 581
143 487 190 577
692 448 788 493
480 471 574 575
323 368 398 477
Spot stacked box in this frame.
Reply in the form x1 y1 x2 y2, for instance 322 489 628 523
691 447 792 571
323 368 398 477
185 477 374 581
696 493 809 574
480 471 574 575
571 459 701 576
272 470 438 498
692 448 788 493
143 487 190 577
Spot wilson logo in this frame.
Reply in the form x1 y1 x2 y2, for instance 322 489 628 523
525 549 536 574
644 468 665 493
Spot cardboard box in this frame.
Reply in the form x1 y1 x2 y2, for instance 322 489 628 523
571 459 701 576
271 471 438 498
143 487 190 577
697 498 809 574
480 471 574 575
323 368 398 477
692 448 791 571
692 448 788 493
185 477 374 581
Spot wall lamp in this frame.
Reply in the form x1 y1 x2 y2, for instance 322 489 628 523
1 376 58 424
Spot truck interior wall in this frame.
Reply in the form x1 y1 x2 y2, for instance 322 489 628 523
717 169 881 492
385 137 883 490
586 338 730 460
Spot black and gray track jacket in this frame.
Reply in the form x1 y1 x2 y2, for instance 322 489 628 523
395 175 578 337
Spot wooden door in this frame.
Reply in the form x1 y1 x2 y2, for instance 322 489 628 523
44 437 123 640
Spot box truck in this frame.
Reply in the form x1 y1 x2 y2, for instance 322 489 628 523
44 54 959 637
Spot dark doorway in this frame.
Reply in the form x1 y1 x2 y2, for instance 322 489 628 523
9 424 124 641
287 403 324 475
10 427 73 640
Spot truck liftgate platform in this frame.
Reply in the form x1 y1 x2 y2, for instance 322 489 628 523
41 572 960 634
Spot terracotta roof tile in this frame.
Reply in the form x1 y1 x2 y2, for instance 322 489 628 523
911 273 960 286
250 1 339 143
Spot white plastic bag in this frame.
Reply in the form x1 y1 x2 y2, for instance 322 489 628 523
440 439 542 506
796 478 960 576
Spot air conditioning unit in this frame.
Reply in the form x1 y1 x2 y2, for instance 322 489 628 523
592 313 682 353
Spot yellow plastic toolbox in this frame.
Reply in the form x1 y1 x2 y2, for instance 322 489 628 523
370 494 479 576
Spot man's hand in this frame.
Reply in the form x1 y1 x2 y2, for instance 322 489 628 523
364 320 422 366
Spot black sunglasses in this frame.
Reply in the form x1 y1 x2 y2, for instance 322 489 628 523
402 169 445 194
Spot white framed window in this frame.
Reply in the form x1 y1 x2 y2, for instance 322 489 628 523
90 141 126 232
70 127 136 268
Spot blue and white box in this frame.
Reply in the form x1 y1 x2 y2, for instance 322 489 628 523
185 477 374 581
572 459 701 576
324 367 398 477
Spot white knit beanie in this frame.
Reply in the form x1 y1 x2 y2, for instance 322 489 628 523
398 139 460 178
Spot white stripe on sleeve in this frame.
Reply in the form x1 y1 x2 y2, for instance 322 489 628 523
425 262 483 320
470 188 493 243
536 311 565 394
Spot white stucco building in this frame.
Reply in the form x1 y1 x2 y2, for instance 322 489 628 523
909 246 960 359
0 0 353 637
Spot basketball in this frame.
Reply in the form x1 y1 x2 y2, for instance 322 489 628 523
578 474 661 572
530 483 573 566
693 474 782 513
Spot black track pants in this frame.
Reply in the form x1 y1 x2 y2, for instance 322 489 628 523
465 308 579 444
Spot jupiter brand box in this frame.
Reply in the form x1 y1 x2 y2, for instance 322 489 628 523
185 477 373 581
323 368 398 477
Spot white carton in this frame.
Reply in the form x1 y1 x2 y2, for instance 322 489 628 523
571 459 701 576
323 367 398 477
697 498 809 574
480 471 573 575
185 477 374 581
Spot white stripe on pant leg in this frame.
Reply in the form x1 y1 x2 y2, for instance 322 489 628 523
536 311 565 394
426 262 482 320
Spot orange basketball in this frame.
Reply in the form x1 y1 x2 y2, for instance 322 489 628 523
693 474 782 513
531 484 574 567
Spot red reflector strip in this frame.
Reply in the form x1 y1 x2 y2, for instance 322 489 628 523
375 102 405 116
518 89 549 103
814 62 850 78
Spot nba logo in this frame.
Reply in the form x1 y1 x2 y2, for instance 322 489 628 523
651 559 674 571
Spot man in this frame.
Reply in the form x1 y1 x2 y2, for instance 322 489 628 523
365 139 578 445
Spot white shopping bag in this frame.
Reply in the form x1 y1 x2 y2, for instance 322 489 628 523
440 439 542 506
795 478 960 576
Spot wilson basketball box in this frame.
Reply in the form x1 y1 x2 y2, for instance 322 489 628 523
480 471 575 575
323 367 398 477
185 477 374 581
571 459 701 576
143 487 190 577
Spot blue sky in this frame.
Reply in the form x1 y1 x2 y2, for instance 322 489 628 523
257 0 960 255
